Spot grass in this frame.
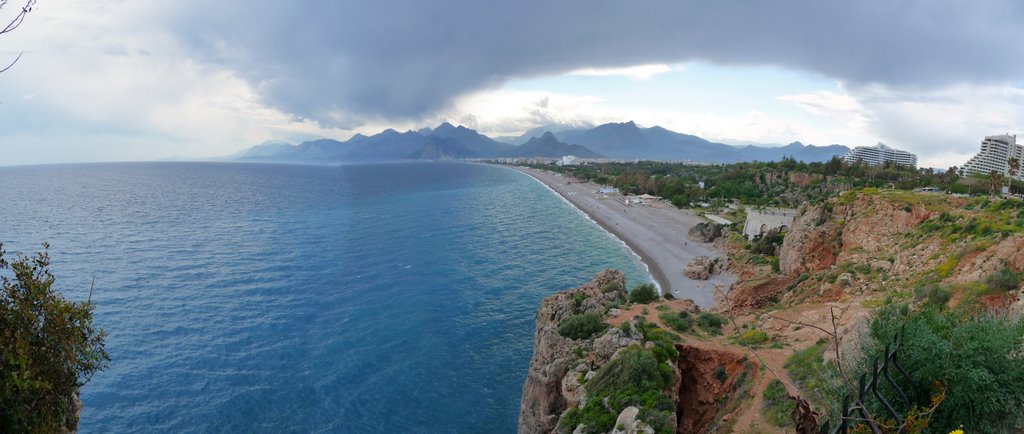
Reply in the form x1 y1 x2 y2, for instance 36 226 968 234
730 328 769 346
696 312 727 335
761 379 793 427
659 311 693 333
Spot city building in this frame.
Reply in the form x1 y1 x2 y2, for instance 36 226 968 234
960 134 1024 180
842 142 918 168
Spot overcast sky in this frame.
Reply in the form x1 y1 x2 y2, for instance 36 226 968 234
1 0 1023 167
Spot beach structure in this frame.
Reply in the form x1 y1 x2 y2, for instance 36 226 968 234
959 134 1023 180
742 208 797 239
842 142 918 168
705 215 732 226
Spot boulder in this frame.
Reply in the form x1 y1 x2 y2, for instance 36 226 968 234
684 256 728 280
688 222 724 243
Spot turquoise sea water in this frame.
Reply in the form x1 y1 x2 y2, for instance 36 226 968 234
0 162 651 433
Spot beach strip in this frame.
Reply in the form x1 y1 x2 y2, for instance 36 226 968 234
504 165 734 307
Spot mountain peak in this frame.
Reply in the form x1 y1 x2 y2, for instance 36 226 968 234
436 121 455 129
539 131 557 140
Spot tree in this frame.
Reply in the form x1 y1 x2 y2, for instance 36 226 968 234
1008 157 1019 194
0 243 109 432
0 0 36 73
989 170 1003 196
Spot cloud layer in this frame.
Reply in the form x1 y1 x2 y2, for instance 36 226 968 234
165 0 1024 127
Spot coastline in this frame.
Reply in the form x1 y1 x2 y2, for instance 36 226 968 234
501 165 733 307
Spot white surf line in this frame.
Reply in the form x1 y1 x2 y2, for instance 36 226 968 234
503 166 663 295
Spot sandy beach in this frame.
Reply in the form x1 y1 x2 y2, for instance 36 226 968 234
505 165 733 307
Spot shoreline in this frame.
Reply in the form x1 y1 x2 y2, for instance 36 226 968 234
501 165 733 307
519 167 668 295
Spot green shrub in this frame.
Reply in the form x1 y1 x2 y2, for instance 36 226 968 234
629 283 659 304
733 329 769 346
573 293 587 309
697 312 727 335
558 313 608 340
659 311 693 333
714 365 728 383
985 266 1020 292
0 245 109 432
601 281 624 293
761 379 792 427
854 304 1024 433
913 283 951 307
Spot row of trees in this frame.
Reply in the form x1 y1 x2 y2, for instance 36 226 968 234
540 156 971 208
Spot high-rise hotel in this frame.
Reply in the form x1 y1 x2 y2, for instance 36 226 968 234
842 143 918 168
960 134 1023 179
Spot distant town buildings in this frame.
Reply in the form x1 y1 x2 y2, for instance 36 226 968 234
841 143 918 168
960 134 1024 180
558 155 578 166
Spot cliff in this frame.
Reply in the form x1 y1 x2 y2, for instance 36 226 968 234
518 270 638 433
519 270 757 434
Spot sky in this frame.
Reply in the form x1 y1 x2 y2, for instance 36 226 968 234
1 1 1024 167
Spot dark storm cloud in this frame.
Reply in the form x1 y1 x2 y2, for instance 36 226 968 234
165 0 1024 127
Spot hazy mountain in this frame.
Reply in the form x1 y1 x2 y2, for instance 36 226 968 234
235 121 849 164
428 122 512 155
407 135 478 160
500 132 602 158
493 122 595 145
546 121 849 163
237 127 485 163
736 141 850 162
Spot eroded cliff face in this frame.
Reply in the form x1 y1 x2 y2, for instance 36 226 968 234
518 269 634 434
778 194 935 276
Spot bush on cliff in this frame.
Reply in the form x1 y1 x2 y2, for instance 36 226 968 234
0 244 109 432
628 283 658 304
696 312 727 335
659 311 692 333
558 346 675 434
558 313 608 340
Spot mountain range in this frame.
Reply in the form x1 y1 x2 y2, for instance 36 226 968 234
235 121 851 164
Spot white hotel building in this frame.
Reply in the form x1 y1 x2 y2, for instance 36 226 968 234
842 143 918 168
960 134 1024 180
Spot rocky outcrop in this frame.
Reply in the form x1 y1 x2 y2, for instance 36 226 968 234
779 194 935 276
519 270 631 434
684 256 728 280
687 222 724 243
949 234 1024 284
610 407 654 434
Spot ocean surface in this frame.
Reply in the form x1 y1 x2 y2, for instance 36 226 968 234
0 161 651 433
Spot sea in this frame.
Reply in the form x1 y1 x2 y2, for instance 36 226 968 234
0 161 651 433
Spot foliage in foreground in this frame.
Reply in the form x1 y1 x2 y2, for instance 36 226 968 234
0 244 109 432
853 304 1024 433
